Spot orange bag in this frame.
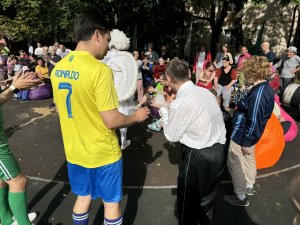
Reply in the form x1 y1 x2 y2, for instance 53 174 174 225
255 113 285 169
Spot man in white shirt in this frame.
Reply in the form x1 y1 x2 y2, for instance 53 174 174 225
159 59 227 225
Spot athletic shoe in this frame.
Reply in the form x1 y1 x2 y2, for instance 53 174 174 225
11 212 38 225
148 121 161 132
121 140 131 150
246 187 254 196
223 195 249 207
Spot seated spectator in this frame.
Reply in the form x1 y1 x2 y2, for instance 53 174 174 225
147 79 176 132
153 57 166 82
214 56 237 111
6 54 15 77
14 66 32 101
136 74 167 108
18 50 31 67
35 57 49 79
12 57 22 74
141 56 153 88
214 44 234 68
196 62 215 90
57 44 71 58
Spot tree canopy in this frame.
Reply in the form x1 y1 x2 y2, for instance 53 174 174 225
0 0 299 57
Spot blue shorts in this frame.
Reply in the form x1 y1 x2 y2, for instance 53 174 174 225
67 159 123 202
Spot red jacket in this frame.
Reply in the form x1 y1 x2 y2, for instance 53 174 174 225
193 51 212 73
153 64 166 79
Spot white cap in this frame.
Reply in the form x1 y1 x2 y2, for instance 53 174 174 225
287 46 297 53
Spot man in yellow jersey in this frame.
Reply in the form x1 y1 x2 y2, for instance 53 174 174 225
50 14 149 225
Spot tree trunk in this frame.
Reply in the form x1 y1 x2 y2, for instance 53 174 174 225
234 0 244 51
209 1 229 59
293 7 300 50
287 5 298 47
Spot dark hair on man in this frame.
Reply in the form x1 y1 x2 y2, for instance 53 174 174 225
165 59 190 83
74 14 111 42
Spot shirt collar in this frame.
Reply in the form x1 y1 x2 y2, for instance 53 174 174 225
176 80 194 98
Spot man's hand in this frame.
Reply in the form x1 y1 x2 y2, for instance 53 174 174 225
226 85 231 91
241 146 252 156
135 107 150 122
12 72 42 90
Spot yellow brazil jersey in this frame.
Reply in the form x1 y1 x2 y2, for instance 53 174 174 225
51 51 121 168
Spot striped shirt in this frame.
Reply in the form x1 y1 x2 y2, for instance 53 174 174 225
160 81 226 149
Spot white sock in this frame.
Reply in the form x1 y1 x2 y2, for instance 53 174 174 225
247 184 253 188
237 194 246 200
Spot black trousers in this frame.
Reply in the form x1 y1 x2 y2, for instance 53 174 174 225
177 143 226 225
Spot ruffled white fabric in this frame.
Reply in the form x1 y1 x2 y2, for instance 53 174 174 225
102 49 137 102
109 29 130 51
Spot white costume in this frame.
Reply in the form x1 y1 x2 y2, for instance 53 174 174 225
102 29 137 150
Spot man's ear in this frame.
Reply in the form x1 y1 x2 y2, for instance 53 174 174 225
94 29 102 43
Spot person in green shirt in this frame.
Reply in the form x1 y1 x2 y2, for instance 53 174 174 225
0 32 41 225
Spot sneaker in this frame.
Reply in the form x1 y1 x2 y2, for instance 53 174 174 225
121 140 131 150
11 212 38 225
223 195 249 207
148 121 161 132
246 187 254 196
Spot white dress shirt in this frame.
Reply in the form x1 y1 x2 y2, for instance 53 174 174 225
160 80 226 149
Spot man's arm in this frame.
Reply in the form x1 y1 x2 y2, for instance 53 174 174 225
273 58 282 69
160 103 194 143
99 107 149 130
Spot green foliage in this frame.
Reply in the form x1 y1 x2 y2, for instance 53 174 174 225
0 0 298 51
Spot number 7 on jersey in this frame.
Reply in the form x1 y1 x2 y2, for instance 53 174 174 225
58 82 73 118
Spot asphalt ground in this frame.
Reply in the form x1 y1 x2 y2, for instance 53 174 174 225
2 98 300 225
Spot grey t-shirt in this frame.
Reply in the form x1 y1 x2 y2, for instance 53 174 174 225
274 55 300 78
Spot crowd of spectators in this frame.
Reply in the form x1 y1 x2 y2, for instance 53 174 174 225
0 42 71 102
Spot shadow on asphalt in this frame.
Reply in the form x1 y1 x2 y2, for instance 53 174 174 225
5 125 21 138
212 185 259 225
91 121 163 225
28 162 70 225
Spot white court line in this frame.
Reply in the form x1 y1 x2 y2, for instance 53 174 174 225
27 163 300 189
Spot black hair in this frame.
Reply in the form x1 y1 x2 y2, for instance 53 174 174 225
36 57 45 63
222 56 230 61
74 13 111 42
